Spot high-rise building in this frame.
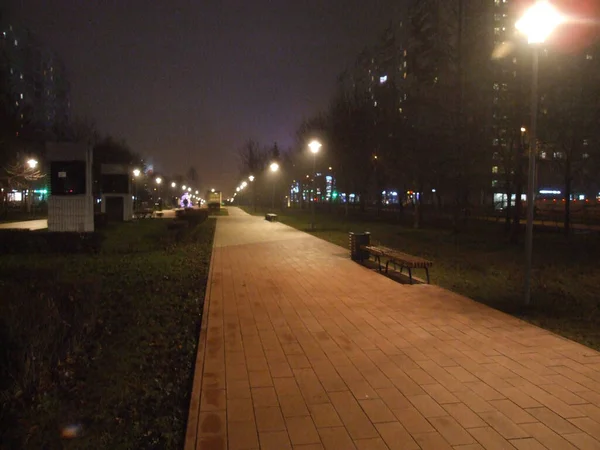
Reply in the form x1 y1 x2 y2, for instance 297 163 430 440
1 15 71 137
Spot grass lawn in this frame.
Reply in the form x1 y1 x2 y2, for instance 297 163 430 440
0 218 215 448
241 206 600 351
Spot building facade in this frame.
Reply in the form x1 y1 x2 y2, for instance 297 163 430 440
1 15 71 138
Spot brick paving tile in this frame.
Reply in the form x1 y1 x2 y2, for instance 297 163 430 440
563 432 600 450
259 431 292 450
488 400 537 425
509 438 549 450
519 423 578 450
285 415 321 445
228 420 260 450
354 437 390 450
185 209 600 449
443 403 487 429
375 421 420 450
309 403 343 428
468 426 515 450
318 426 357 450
452 445 486 450
429 416 477 446
412 431 454 449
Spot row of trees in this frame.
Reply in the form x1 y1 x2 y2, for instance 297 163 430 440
238 1 600 236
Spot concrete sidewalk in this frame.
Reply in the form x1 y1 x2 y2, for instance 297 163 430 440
0 219 48 230
186 207 600 450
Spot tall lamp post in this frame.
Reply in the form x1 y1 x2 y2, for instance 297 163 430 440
249 175 255 212
516 1 563 306
269 162 279 210
132 168 141 210
308 140 322 230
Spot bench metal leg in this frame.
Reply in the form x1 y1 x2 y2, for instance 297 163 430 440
425 267 430 284
408 268 413 285
385 260 390 274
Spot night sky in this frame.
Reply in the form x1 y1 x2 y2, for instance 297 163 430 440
9 0 404 193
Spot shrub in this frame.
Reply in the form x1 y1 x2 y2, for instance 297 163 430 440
0 230 105 254
94 212 109 229
175 208 208 226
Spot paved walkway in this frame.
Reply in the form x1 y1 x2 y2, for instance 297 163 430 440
185 207 600 450
0 219 48 230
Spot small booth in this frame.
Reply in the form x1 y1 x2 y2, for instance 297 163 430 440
46 143 94 232
100 164 133 222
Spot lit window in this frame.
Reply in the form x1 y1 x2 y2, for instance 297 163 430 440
513 57 517 64
374 101 378 107
553 151 564 159
583 153 589 159
403 72 407 79
492 166 499 173
399 107 403 113
540 151 547 159
493 138 499 146
19 93 23 99
493 83 499 90
379 75 387 84
14 39 17 46
403 61 406 67
586 54 593 60
583 139 589 146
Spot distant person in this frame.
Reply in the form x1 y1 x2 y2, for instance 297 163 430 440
183 198 189 208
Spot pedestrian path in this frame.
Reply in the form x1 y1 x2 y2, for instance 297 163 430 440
0 218 48 230
185 207 600 450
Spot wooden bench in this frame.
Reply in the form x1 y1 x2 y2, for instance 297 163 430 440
361 245 433 284
265 213 278 222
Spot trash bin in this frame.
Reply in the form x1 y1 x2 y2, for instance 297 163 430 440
349 232 371 261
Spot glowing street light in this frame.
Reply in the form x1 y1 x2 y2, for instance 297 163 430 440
211 188 215 192
516 0 563 306
521 127 527 133
133 168 141 177
248 175 255 182
195 190 199 195
270 162 279 172
182 185 187 190
155 177 162 184
516 1 564 44
241 181 248 188
187 187 191 192
27 158 38 169
236 187 240 192
171 182 176 188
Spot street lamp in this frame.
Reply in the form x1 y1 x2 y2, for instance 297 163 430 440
182 184 187 190
248 175 255 182
270 162 279 210
133 168 141 178
155 177 162 184
27 158 38 169
132 169 141 209
171 182 176 188
516 0 563 306
308 140 322 230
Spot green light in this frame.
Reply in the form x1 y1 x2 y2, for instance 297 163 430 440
34 189 48 194
332 191 338 199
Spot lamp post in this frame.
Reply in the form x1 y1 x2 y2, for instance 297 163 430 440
516 0 563 306
132 168 141 210
248 175 255 212
269 162 279 210
308 140 322 230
